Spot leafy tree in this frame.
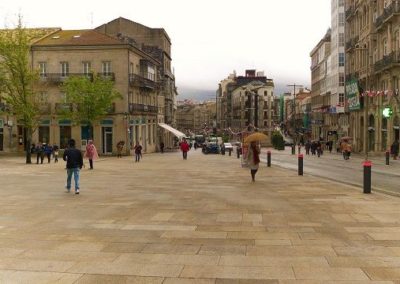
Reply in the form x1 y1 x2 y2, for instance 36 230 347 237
0 18 46 163
61 74 122 138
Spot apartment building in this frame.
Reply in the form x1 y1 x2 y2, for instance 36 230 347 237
0 18 178 154
176 101 215 134
310 30 332 141
346 0 400 153
217 70 275 136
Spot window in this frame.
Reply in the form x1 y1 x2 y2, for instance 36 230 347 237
339 73 345 86
39 126 50 144
339 13 344 26
60 62 69 77
102 61 111 75
339 53 345 67
82 61 91 75
339 33 344 47
338 0 344 7
39 62 47 77
60 126 71 149
383 39 388 56
40 92 48 102
130 63 134 74
339 93 345 106
60 92 67 103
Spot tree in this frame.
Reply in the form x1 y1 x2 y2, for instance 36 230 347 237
61 74 122 139
0 17 45 163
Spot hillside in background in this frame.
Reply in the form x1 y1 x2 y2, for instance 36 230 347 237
177 82 298 102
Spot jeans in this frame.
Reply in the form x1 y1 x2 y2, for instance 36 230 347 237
66 168 80 190
135 153 141 162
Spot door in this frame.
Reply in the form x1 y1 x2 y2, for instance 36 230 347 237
60 126 71 149
0 128 3 151
102 127 113 154
38 126 50 144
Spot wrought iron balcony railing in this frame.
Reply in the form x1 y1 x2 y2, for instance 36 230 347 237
39 73 94 83
375 0 400 30
129 103 158 114
129 73 157 90
55 103 73 113
374 50 400 73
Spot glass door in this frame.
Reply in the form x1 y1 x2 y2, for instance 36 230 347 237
102 127 113 154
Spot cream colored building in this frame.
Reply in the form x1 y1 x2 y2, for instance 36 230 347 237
0 18 178 154
217 70 275 136
176 101 216 135
346 0 400 153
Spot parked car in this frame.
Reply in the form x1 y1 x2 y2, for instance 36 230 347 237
202 143 220 154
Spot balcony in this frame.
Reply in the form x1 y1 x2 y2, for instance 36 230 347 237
55 103 73 114
39 73 94 84
375 1 400 30
129 103 158 114
345 6 354 19
345 35 359 51
374 50 400 73
97 72 115 81
38 103 51 114
129 73 157 90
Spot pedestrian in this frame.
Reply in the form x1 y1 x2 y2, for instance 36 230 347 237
390 139 399 160
247 141 260 182
44 143 53 163
160 142 165 153
30 143 36 155
116 141 124 158
305 140 311 155
85 140 98 170
63 139 83 194
35 143 45 164
53 144 59 163
180 138 190 160
133 142 142 162
328 140 333 153
316 141 322 158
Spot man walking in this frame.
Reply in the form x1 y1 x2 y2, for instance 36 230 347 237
63 139 83 194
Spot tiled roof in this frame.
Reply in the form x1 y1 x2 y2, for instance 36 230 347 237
33 29 123 46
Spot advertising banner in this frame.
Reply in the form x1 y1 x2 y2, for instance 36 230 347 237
346 79 360 111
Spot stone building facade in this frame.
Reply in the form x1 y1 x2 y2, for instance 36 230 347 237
0 18 178 154
346 0 400 154
216 70 276 137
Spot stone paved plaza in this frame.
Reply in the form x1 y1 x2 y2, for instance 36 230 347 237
0 149 400 283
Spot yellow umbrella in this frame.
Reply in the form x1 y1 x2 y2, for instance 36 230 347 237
244 132 268 144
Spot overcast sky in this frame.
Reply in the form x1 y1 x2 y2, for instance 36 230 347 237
1 0 330 93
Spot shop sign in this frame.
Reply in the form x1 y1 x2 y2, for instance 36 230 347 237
346 79 360 111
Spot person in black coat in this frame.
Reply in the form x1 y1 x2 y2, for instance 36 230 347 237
63 139 83 194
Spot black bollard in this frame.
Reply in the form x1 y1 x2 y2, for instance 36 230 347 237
267 151 271 167
291 145 295 155
236 147 240 159
228 149 232 156
386 151 390 165
298 154 303 176
363 160 372 194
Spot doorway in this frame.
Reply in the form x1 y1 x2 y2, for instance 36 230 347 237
0 128 3 151
102 127 113 154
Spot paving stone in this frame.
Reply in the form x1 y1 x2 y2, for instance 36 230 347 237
1 152 400 281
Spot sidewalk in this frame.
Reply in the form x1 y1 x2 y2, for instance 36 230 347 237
0 151 399 282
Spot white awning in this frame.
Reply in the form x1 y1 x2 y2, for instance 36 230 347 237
158 123 186 138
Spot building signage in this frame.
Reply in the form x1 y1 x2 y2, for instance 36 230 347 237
346 79 360 111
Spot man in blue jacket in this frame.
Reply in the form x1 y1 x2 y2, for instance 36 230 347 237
63 139 83 194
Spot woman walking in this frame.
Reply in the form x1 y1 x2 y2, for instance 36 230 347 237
85 140 99 169
247 141 260 182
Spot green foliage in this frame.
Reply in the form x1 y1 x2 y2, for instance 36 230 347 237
271 130 285 150
61 74 122 127
0 17 41 130
0 16 43 163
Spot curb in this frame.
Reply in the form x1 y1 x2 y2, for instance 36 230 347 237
261 158 400 198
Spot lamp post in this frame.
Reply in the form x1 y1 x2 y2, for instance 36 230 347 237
287 83 303 145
